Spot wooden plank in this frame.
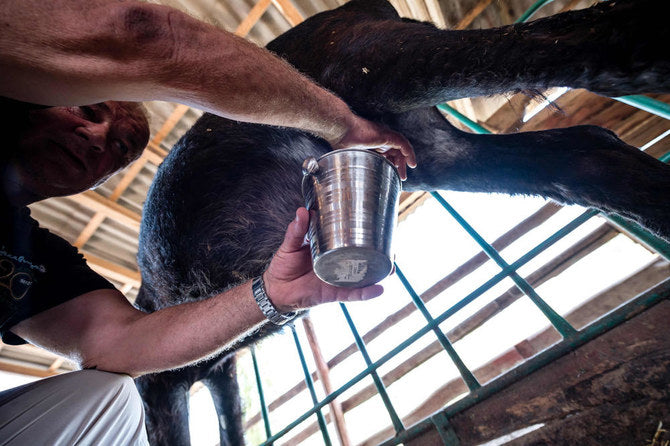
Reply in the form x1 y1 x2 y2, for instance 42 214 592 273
83 252 142 287
270 0 304 26
110 159 149 203
150 104 190 144
300 317 351 446
0 360 59 378
142 146 165 165
73 213 106 248
67 191 141 232
454 0 494 30
236 0 273 37
146 140 169 157
47 357 65 373
398 192 430 222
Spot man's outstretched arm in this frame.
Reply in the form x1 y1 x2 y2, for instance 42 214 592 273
10 208 383 376
0 0 415 176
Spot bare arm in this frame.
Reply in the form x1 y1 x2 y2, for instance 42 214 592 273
10 208 381 376
0 0 415 176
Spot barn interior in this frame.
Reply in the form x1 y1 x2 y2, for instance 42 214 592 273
1 0 669 445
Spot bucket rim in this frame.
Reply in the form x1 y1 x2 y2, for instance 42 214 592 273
316 148 400 180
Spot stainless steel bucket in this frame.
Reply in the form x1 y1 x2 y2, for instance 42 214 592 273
302 149 401 287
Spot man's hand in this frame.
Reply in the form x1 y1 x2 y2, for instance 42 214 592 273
263 208 384 312
329 115 417 180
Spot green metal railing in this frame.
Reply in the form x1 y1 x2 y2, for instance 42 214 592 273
290 325 332 445
395 266 481 391
249 1 670 444
250 346 272 441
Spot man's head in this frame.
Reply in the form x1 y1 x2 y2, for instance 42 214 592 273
7 101 150 203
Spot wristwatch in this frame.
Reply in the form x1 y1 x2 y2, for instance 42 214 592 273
252 275 297 325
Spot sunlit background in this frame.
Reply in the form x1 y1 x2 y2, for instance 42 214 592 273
186 186 664 445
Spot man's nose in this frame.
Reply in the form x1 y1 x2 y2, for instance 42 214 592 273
74 122 110 153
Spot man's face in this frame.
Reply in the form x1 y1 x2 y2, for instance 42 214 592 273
13 101 150 199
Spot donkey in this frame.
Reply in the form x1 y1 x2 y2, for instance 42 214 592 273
134 0 670 444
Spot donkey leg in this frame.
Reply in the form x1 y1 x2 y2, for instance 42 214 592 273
135 371 193 446
395 108 670 240
202 355 245 446
268 0 670 114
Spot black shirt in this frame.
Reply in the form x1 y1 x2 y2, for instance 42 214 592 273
0 98 115 344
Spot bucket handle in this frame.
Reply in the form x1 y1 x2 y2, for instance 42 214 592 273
301 156 320 209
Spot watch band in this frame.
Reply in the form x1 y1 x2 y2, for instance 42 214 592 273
252 275 296 325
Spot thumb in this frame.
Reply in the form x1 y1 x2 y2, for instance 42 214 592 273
280 208 310 253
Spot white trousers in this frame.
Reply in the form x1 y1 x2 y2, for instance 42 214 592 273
0 369 149 446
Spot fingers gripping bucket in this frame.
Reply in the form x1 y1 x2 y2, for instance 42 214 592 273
302 149 401 287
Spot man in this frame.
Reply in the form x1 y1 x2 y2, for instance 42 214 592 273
0 0 415 443
0 0 415 179
0 100 386 444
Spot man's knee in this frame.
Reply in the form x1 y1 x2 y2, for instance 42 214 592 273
77 370 144 415
65 370 148 444
0 370 148 445
70 369 135 396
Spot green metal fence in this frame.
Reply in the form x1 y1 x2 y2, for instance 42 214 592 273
249 1 670 444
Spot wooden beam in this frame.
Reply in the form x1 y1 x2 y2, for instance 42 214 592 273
270 0 304 26
110 158 150 203
146 140 169 160
398 191 430 222
74 213 106 248
454 0 493 30
236 0 273 36
67 191 141 231
302 317 351 446
83 252 141 287
0 360 59 378
47 357 65 373
151 104 191 144
142 146 165 166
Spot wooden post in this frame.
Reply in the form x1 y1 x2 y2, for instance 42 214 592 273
302 316 351 446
